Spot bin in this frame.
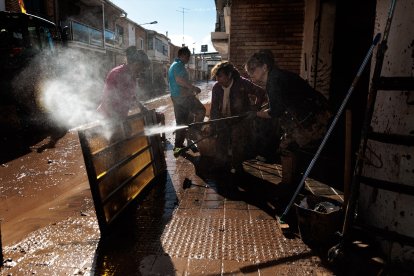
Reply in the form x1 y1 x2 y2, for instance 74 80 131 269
295 195 343 247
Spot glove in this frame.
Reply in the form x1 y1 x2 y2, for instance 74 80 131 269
192 86 202 94
244 111 257 120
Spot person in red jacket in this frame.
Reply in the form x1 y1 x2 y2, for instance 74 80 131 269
97 46 150 121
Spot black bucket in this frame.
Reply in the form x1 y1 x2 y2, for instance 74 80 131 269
295 195 343 247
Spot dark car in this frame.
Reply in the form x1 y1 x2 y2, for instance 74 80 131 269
0 11 62 131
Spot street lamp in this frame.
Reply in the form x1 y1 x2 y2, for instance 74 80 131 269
140 21 158 25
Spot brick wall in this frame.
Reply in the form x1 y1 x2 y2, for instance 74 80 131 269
6 0 20 12
230 0 304 75
45 0 55 22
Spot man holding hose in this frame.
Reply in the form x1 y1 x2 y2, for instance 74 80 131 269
208 61 267 174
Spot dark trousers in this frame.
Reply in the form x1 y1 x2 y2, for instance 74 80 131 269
171 95 206 147
215 119 252 170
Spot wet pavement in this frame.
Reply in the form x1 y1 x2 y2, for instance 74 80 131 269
1 81 391 275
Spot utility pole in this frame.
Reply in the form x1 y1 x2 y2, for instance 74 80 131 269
176 7 189 46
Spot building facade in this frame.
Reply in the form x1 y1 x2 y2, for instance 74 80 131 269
2 0 178 100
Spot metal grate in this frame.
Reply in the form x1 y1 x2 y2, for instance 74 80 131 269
160 217 319 265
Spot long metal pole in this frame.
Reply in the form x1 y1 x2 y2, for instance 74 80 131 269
177 7 189 46
186 114 245 128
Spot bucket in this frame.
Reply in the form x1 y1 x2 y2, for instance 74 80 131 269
294 195 343 247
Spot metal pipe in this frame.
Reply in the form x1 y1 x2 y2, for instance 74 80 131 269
187 114 245 128
173 132 215 157
174 114 246 157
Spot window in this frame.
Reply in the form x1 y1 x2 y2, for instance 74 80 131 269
38 26 55 52
138 37 144 49
155 38 162 53
155 38 168 56
115 25 124 45
28 26 41 51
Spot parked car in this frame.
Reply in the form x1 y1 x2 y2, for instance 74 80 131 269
0 11 65 131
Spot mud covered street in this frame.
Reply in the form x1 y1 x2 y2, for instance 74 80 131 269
0 131 94 246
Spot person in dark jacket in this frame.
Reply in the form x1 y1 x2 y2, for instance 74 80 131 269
208 61 267 173
245 50 332 184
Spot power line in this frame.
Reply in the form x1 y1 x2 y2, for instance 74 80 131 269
176 7 190 46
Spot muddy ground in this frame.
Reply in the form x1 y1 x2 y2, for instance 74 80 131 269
0 130 94 246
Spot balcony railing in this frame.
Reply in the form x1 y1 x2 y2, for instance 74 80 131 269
105 29 123 47
71 20 103 47
105 29 116 46
69 20 123 48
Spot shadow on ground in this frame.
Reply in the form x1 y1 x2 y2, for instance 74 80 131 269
0 123 67 163
91 172 177 275
182 154 302 227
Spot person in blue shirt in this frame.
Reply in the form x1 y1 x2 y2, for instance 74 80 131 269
168 46 206 153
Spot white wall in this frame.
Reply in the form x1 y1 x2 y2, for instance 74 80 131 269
359 0 414 266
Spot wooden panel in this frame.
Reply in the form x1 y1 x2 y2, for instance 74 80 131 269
98 148 153 201
78 111 166 234
125 116 146 136
93 135 150 177
82 123 124 154
103 165 155 223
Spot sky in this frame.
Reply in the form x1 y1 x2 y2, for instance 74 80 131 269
110 0 217 54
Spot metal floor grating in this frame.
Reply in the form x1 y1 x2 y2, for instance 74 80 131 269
160 216 320 265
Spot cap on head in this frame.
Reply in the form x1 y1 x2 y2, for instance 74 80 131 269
126 46 150 66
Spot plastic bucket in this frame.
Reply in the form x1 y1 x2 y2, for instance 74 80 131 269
294 195 343 247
